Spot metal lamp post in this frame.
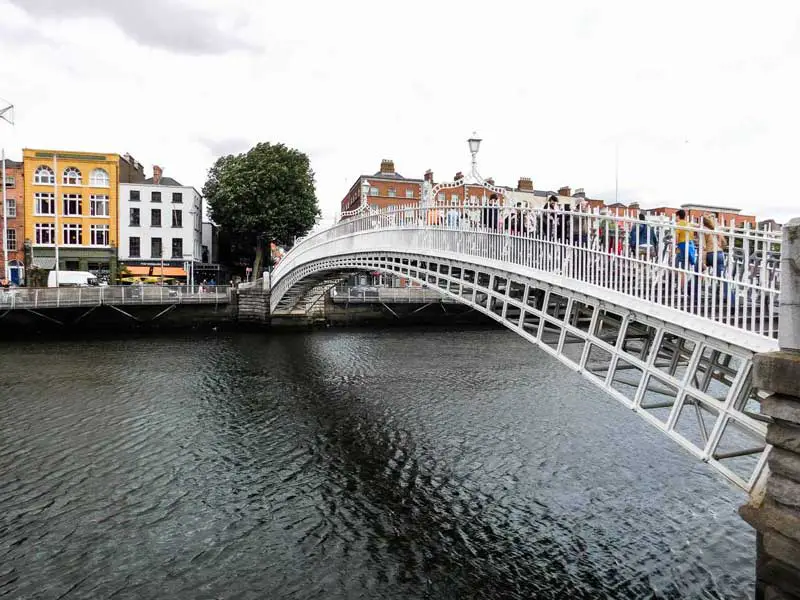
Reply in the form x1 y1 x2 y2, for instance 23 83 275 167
467 132 482 179
1 98 14 282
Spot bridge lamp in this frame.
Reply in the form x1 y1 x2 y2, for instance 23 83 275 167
361 179 370 210
468 132 482 178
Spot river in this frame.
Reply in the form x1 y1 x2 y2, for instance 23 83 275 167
0 328 753 599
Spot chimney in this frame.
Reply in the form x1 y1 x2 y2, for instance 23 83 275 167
573 188 586 198
486 177 495 186
380 159 395 174
517 177 533 192
424 169 433 182
558 186 571 197
153 165 163 184
455 171 464 181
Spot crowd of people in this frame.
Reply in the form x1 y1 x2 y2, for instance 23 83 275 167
413 194 731 277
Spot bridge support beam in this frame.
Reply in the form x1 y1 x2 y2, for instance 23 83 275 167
741 218 800 600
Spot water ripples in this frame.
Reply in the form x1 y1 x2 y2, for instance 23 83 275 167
0 329 753 599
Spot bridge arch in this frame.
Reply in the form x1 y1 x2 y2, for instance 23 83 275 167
271 227 774 492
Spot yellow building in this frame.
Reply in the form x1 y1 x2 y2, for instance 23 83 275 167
23 148 120 280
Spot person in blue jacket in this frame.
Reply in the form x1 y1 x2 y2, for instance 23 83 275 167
629 213 659 260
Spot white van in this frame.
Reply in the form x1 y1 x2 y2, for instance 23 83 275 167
47 271 98 288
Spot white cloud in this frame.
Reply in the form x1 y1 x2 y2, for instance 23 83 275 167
1 0 799 223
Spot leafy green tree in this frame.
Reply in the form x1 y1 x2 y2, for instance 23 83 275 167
203 142 319 278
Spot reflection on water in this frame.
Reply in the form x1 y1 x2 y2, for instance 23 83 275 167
0 329 753 599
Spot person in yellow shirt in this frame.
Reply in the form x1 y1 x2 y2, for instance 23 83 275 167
674 209 697 269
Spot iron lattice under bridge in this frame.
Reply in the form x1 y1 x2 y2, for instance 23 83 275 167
271 205 785 492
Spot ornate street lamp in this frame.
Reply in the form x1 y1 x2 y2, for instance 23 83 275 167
468 132 482 178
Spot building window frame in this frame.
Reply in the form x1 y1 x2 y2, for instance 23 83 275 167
387 187 397 198
35 223 56 245
6 228 16 251
171 237 183 258
405 189 414 199
89 195 109 217
152 191 162 203
90 224 109 246
171 209 182 228
62 167 82 186
63 194 82 216
151 208 162 227
34 165 55 185
89 168 110 187
172 192 182 203
151 237 162 258
130 207 140 227
63 223 83 245
129 190 140 202
5 199 16 218
129 236 141 258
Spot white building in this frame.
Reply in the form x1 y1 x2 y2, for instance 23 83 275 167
119 166 202 279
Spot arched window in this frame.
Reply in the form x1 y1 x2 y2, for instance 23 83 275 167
63 167 82 186
89 168 109 187
34 165 55 185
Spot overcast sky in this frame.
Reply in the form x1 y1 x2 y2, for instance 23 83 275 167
1 0 798 223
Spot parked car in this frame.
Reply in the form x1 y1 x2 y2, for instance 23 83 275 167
47 271 98 288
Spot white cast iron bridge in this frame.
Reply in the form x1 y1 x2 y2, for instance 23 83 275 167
269 199 786 494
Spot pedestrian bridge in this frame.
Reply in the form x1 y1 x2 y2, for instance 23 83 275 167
270 204 786 493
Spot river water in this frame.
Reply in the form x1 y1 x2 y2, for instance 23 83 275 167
0 328 754 599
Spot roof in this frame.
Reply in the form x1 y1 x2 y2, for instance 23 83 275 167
144 176 183 186
365 172 423 182
1 158 23 169
680 203 742 213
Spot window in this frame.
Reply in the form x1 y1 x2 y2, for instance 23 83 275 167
63 167 82 186
63 223 82 245
405 189 414 198
152 191 162 203
451 194 459 203
130 190 140 202
130 207 140 226
35 223 55 244
63 194 82 216
151 208 161 227
5 199 16 218
89 168 109 187
90 195 109 216
34 166 55 185
35 193 56 215
171 238 183 258
90 224 109 245
129 237 141 257
4 176 14 188
369 187 379 196
151 237 162 258
437 193 445 202
6 229 16 251
387 188 396 198
171 209 182 228
172 192 182 203
65 260 79 270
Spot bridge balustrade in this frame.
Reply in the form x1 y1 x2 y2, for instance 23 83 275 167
277 205 782 339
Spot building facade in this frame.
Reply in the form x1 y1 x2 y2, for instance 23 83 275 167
118 166 202 280
2 158 25 284
22 148 120 281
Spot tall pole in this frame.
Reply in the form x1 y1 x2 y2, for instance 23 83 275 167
53 153 60 287
2 148 7 282
615 142 619 205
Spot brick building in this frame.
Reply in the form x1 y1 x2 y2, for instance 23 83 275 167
2 158 25 284
340 159 591 216
645 203 756 228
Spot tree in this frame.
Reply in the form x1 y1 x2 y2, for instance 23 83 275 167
203 142 319 278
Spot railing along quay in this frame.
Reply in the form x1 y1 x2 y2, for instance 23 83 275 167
0 285 232 310
275 205 782 340
329 286 458 304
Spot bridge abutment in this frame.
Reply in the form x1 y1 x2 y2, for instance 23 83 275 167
741 218 800 600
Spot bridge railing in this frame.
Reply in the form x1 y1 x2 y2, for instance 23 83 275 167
0 285 232 310
274 204 784 339
329 285 456 304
